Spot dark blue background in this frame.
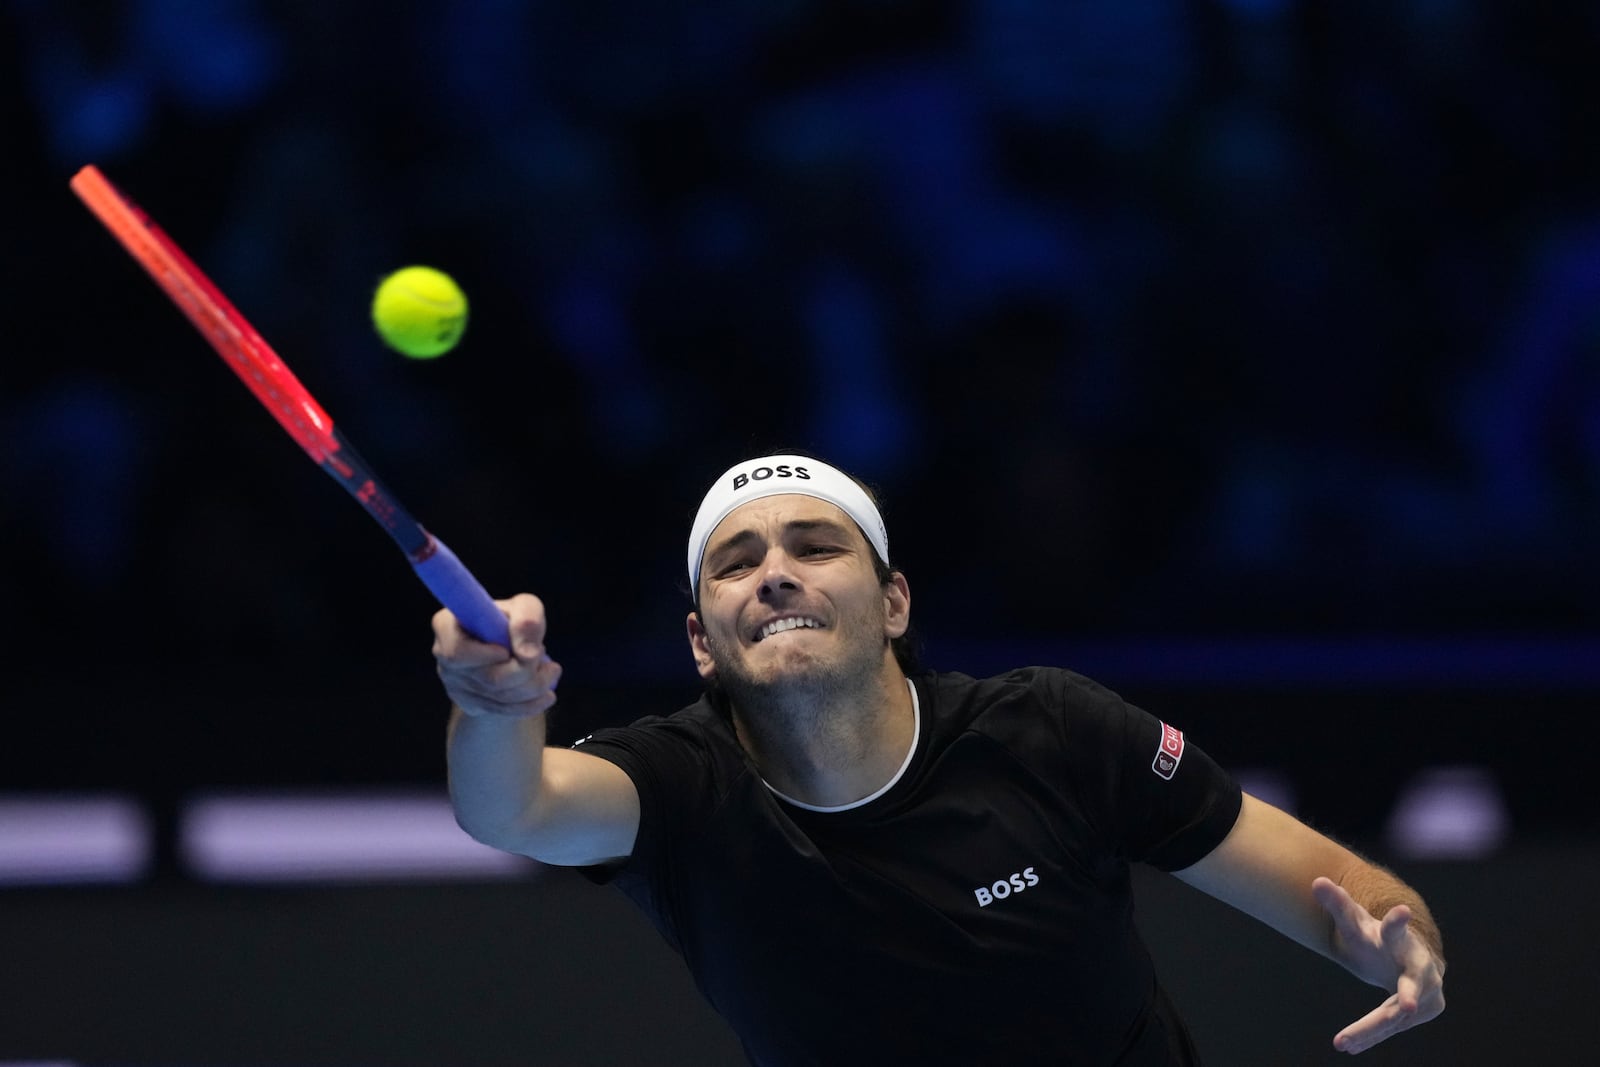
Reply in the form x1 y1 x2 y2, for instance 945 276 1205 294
5 2 1598 835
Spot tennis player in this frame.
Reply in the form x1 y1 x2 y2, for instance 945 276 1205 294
435 453 1445 1065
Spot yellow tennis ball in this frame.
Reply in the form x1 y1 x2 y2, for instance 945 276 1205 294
371 265 468 359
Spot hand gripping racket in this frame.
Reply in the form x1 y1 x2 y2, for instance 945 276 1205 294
70 164 509 647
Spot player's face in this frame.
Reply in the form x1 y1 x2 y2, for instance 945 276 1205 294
687 495 909 692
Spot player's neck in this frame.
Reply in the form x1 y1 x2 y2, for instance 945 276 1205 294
732 662 913 808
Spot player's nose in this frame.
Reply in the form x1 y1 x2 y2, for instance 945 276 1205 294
756 549 801 598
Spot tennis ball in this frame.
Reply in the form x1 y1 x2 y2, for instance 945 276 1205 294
371 265 468 359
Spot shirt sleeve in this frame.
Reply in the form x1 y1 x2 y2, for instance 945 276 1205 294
1050 670 1243 872
568 711 722 874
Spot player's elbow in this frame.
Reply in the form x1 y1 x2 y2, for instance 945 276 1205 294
450 796 545 857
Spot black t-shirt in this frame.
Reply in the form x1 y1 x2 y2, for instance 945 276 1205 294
575 667 1243 1066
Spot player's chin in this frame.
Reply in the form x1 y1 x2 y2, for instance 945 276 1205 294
745 643 828 678
756 630 832 657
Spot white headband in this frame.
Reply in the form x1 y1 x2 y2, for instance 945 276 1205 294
688 455 889 590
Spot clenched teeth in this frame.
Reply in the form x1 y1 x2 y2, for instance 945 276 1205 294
756 616 823 641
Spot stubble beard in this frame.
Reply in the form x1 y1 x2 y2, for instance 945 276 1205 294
704 604 890 748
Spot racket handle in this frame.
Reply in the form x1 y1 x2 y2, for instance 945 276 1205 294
411 536 511 648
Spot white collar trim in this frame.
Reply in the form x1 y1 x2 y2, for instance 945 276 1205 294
764 678 921 813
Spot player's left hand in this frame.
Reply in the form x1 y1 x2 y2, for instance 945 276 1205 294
1312 876 1446 1054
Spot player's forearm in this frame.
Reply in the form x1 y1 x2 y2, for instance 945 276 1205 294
1334 861 1446 968
446 707 552 850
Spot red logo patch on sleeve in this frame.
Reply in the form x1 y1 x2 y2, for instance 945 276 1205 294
1152 722 1185 780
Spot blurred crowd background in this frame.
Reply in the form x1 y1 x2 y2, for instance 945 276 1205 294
5 2 1600 836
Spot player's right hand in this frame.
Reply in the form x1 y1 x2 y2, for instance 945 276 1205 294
433 593 562 719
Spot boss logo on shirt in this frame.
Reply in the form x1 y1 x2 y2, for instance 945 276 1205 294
1152 722 1184 781
974 866 1040 906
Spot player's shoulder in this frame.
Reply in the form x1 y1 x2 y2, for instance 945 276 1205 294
572 690 737 754
923 665 1126 714
919 666 1144 756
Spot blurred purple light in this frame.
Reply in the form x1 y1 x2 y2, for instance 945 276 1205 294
180 790 538 883
0 794 151 886
1386 766 1510 859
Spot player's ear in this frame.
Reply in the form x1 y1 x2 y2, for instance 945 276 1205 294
883 572 910 640
686 612 717 679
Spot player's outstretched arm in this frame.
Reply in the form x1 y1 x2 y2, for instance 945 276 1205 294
436 593 640 867
1173 793 1445 1054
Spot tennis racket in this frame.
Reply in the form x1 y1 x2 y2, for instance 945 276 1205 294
70 164 509 647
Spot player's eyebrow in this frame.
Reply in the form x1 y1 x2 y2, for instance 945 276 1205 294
704 528 760 564
782 518 856 542
705 518 857 564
